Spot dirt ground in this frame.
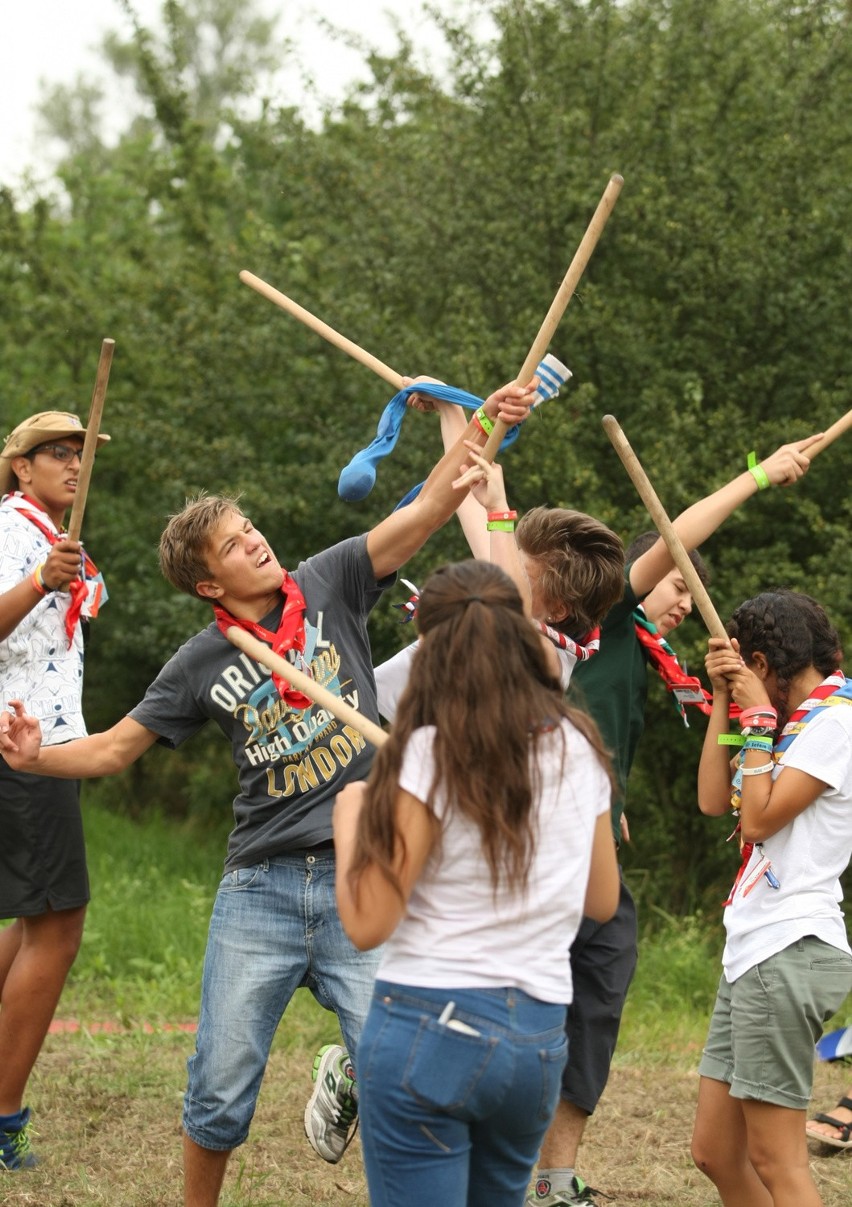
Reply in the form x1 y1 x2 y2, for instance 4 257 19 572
3 1032 852 1206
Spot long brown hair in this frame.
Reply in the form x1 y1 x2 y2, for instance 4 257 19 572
349 559 612 901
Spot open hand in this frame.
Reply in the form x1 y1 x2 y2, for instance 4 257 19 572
0 700 44 769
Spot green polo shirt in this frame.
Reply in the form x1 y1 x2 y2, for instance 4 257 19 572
568 565 648 840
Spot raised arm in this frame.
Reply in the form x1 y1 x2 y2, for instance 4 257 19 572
629 433 824 597
697 638 742 816
713 654 829 842
435 400 490 560
450 444 565 680
0 539 85 642
366 379 537 581
0 702 158 778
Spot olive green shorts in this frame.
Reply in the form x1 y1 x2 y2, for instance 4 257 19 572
699 936 852 1109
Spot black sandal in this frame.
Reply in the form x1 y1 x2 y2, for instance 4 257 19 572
806 1096 852 1149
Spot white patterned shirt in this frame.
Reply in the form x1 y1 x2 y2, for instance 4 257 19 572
0 496 88 743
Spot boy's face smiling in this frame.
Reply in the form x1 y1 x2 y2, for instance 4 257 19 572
196 510 284 617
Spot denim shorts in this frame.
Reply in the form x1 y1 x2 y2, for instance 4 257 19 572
358 981 568 1207
699 936 852 1109
182 850 381 1151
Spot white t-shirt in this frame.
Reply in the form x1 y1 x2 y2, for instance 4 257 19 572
722 704 852 983
377 720 611 1003
375 639 577 724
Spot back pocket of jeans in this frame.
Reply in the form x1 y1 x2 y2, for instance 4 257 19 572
402 1017 498 1113
537 1036 568 1121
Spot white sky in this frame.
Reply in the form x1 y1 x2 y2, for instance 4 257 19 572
0 0 485 187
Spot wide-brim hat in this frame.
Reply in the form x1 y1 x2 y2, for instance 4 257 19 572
0 411 111 496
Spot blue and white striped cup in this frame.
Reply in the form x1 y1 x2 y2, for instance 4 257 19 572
532 353 572 407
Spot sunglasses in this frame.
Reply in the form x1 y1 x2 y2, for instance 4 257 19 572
27 442 85 465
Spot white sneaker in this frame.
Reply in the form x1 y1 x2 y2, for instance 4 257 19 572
304 1044 358 1163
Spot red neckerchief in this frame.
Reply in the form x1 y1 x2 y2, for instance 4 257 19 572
537 622 600 662
16 493 100 647
213 569 313 710
633 609 713 723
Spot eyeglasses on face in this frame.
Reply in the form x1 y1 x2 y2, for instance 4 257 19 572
27 443 85 465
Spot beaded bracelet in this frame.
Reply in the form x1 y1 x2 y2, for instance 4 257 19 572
473 407 494 436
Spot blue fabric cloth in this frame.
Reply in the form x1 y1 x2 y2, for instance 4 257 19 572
337 382 521 504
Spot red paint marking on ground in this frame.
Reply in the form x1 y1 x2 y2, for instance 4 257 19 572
49 1019 197 1034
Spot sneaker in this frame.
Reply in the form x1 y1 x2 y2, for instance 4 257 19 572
527 1173 607 1205
0 1107 37 1171
304 1044 358 1163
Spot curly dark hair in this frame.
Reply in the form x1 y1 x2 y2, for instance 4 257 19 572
728 589 843 728
349 559 613 901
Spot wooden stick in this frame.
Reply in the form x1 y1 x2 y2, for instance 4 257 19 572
806 406 852 460
239 270 404 390
224 625 388 749
67 338 115 542
482 173 624 461
602 414 728 640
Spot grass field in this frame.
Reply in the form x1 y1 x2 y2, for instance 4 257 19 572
3 798 852 1205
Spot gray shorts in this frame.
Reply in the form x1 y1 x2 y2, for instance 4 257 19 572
699 936 852 1109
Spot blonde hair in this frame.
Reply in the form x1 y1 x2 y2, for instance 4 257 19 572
159 493 243 598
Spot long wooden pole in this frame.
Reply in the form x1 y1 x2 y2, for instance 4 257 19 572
481 173 624 461
602 414 728 640
239 270 404 390
67 338 115 541
806 406 852 460
224 625 388 749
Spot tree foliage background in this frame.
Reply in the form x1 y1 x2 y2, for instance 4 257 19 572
2 0 850 918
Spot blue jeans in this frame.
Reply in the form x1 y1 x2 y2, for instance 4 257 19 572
358 981 568 1207
182 850 381 1150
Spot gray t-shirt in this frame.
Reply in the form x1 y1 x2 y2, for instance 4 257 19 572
130 535 391 870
